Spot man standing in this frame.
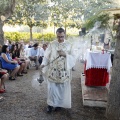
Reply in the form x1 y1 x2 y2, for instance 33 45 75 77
29 43 39 70
41 28 76 113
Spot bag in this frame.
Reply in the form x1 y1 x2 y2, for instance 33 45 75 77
0 70 7 75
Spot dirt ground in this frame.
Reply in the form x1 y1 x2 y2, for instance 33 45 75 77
0 60 107 120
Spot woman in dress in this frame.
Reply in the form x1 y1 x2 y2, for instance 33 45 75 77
10 44 26 75
1 45 20 80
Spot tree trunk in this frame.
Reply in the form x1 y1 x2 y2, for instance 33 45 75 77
0 20 4 45
30 27 33 41
4 0 15 19
0 0 16 45
106 22 120 120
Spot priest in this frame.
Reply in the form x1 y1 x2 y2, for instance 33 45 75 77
41 28 76 113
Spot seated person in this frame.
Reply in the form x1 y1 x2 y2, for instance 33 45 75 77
39 44 47 65
0 69 9 93
29 43 39 70
19 44 30 70
10 44 26 75
1 45 20 80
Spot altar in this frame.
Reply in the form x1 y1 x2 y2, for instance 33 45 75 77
80 21 113 107
84 49 112 86
81 49 112 107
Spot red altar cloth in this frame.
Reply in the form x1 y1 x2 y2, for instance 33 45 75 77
84 49 112 86
85 68 109 86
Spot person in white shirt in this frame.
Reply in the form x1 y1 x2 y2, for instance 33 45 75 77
29 43 39 70
39 44 47 65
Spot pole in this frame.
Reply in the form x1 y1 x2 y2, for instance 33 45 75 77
54 22 55 35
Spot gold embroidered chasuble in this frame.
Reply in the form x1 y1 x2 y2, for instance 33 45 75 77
42 40 75 83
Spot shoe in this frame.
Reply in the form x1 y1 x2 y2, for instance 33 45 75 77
0 96 4 102
22 71 27 74
47 105 53 113
54 107 61 112
36 66 38 70
72 68 75 71
9 76 16 80
0 89 5 93
17 74 23 77
27 66 29 69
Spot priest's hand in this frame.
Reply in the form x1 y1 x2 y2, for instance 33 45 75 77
58 50 66 57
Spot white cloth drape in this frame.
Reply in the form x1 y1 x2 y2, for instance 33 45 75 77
47 79 71 108
85 49 112 72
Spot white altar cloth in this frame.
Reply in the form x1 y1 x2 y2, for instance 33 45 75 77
85 49 112 72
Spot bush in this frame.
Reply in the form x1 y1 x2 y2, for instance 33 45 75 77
5 32 22 42
4 32 56 42
4 32 77 42
43 33 56 42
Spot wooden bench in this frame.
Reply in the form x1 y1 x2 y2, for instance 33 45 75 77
81 73 108 107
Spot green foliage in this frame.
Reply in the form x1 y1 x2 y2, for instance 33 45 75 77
66 33 78 39
4 32 24 42
0 0 9 10
0 0 11 15
49 0 116 33
49 0 83 31
4 32 78 42
83 13 110 30
8 0 49 26
97 13 110 28
4 32 56 42
5 0 49 41
43 33 56 41
49 0 117 25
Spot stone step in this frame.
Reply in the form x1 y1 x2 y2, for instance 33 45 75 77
81 74 108 107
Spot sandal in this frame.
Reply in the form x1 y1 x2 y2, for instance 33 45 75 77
9 76 16 80
27 66 29 69
17 74 23 77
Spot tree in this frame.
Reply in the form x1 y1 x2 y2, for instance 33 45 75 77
79 0 117 20
49 0 117 35
82 13 111 30
49 0 83 35
0 0 15 45
106 16 120 120
7 0 49 41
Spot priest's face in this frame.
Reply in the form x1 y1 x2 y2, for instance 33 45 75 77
56 32 65 43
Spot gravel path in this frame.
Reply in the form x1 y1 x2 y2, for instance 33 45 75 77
0 60 107 120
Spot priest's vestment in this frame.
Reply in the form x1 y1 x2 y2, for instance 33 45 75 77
42 40 76 108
